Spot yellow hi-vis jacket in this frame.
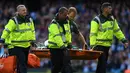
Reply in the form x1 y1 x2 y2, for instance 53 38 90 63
1 16 35 48
90 15 126 48
4 34 14 49
48 19 71 48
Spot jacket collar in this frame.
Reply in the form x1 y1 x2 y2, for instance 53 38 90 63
100 14 113 21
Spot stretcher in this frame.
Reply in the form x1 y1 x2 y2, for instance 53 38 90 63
31 49 103 60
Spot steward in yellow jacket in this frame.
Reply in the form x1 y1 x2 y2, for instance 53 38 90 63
90 2 128 73
48 7 73 73
0 5 35 73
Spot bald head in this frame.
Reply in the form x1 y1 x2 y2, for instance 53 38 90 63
16 5 27 16
68 7 77 20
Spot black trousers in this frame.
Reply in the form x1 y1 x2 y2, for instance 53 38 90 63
93 45 110 73
50 48 73 73
9 46 30 73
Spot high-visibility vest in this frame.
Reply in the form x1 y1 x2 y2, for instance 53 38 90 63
48 19 71 48
1 16 35 48
90 15 126 47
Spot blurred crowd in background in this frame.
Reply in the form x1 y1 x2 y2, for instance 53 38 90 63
0 0 130 73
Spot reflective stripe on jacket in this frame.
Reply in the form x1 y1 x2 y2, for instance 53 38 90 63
48 19 71 48
90 15 126 47
1 16 35 48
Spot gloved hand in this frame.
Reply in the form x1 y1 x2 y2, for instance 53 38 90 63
30 41 36 47
67 44 72 49
60 45 67 50
30 41 36 50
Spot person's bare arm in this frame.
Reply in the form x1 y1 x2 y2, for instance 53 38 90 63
78 32 88 49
